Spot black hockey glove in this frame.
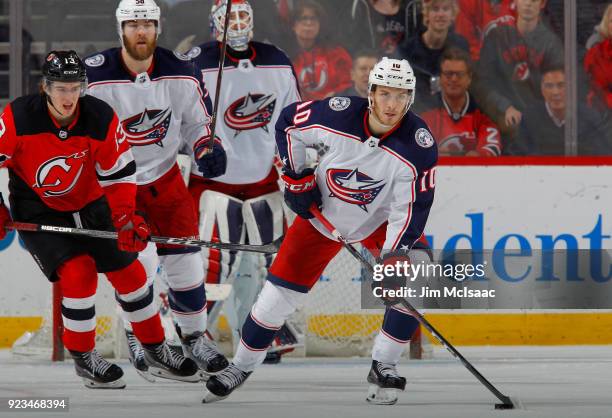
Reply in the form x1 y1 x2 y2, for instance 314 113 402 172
372 252 411 306
195 139 227 178
281 168 322 219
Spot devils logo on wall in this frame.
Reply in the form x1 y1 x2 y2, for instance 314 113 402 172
224 93 276 134
33 150 88 197
326 168 385 212
121 107 172 146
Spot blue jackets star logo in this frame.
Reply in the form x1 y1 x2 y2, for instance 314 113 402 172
326 168 385 212
224 93 276 134
121 107 172 147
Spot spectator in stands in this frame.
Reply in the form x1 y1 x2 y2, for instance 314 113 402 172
420 48 502 156
510 66 612 155
347 0 422 55
339 49 379 97
288 0 353 100
544 0 609 49
584 3 612 110
473 0 563 134
454 0 515 60
396 0 469 112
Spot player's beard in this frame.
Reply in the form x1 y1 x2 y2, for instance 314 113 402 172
123 34 156 61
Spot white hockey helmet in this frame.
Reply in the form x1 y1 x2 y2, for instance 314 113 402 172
368 57 417 112
116 0 162 38
210 0 254 52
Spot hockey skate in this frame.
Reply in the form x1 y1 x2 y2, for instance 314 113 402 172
202 364 251 403
125 330 156 382
141 341 200 382
180 331 229 379
366 360 407 405
70 349 126 389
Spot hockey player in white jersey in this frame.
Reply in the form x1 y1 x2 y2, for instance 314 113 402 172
187 0 302 362
203 57 438 404
84 0 229 380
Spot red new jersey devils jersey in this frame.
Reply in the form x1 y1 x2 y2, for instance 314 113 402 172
0 94 136 213
420 93 502 157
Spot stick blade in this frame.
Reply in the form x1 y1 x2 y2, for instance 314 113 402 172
494 396 523 410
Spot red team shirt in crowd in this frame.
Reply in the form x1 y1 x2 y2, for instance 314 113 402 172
0 94 136 213
454 0 516 60
420 94 502 156
584 38 612 109
292 46 353 101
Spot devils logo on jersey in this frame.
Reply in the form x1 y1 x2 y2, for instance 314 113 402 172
224 93 276 134
326 168 385 212
33 150 88 197
121 107 172 146
439 133 477 154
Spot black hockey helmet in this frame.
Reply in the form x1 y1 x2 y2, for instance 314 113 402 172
42 50 87 83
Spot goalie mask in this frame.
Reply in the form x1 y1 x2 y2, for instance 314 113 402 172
210 0 254 52
116 0 161 39
368 57 416 118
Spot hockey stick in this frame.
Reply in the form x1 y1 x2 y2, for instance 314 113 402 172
6 221 280 254
196 0 233 159
309 205 517 410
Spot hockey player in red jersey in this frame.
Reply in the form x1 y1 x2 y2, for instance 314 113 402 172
0 51 199 388
202 57 437 404
188 0 302 364
85 0 229 380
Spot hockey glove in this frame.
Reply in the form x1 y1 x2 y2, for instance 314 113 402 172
372 252 411 306
281 168 322 219
113 212 151 252
0 193 11 240
195 139 227 178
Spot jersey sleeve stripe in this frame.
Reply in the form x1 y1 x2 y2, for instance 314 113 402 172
285 127 296 171
97 160 136 186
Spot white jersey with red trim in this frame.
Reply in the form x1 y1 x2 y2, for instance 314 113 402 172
276 97 438 251
84 47 213 185
190 41 301 184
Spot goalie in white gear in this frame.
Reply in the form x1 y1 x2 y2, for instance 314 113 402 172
85 0 229 381
188 0 303 364
202 57 436 404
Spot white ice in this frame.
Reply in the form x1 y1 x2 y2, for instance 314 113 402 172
1 346 611 418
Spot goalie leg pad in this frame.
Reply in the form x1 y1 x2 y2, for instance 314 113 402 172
226 192 287 340
159 252 207 336
233 281 307 372
198 190 245 319
137 242 160 284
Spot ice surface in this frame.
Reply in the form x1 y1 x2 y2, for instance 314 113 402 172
1 346 611 418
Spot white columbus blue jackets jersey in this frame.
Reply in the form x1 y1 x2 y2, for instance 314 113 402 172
84 47 213 185
190 41 301 184
276 97 438 251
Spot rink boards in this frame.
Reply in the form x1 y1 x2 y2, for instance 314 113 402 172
0 161 611 348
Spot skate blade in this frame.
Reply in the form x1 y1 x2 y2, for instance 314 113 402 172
366 384 398 405
135 368 156 383
82 377 126 389
149 367 201 383
202 389 228 404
